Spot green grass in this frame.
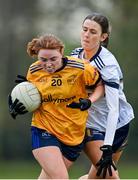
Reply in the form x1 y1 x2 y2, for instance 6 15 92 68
69 161 138 179
118 164 138 179
0 160 40 179
0 160 138 179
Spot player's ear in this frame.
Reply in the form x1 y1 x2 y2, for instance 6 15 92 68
101 33 108 42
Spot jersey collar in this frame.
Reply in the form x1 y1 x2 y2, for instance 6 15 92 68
89 46 102 62
55 57 68 72
79 46 102 62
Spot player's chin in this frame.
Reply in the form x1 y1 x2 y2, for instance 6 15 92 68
82 44 91 51
45 68 55 73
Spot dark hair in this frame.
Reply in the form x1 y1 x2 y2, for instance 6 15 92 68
83 12 111 48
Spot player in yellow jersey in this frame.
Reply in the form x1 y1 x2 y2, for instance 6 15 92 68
8 34 104 179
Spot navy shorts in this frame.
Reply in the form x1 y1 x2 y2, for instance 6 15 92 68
31 126 84 161
83 123 130 153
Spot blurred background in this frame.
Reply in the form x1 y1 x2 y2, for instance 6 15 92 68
0 0 138 179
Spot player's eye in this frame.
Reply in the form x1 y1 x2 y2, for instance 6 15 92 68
82 27 87 32
90 30 97 34
50 57 58 61
39 57 48 62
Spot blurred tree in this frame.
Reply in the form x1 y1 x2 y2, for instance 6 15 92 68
108 0 138 162
0 0 39 159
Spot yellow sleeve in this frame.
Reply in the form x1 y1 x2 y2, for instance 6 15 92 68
26 61 42 83
84 63 100 86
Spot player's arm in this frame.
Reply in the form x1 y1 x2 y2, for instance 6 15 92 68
96 85 119 178
103 83 119 145
8 61 40 119
83 63 104 103
8 73 28 119
96 65 119 178
86 80 104 103
67 63 104 110
26 61 42 82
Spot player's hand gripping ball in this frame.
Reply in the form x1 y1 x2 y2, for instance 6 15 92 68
8 82 41 119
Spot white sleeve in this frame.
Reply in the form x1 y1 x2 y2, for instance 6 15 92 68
100 61 120 146
103 84 119 145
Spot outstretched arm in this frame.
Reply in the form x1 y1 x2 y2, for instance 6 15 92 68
96 84 119 178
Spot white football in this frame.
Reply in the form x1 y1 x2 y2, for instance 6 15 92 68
11 81 41 112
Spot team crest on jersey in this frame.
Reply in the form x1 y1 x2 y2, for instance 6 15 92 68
38 77 48 82
67 75 76 85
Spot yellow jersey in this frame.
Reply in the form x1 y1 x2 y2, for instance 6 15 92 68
27 56 100 145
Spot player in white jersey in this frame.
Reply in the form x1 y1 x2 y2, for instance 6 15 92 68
70 12 134 179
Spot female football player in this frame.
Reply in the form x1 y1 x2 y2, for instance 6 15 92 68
70 12 134 179
8 34 104 179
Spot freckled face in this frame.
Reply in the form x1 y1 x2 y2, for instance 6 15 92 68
81 19 106 51
38 49 63 73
